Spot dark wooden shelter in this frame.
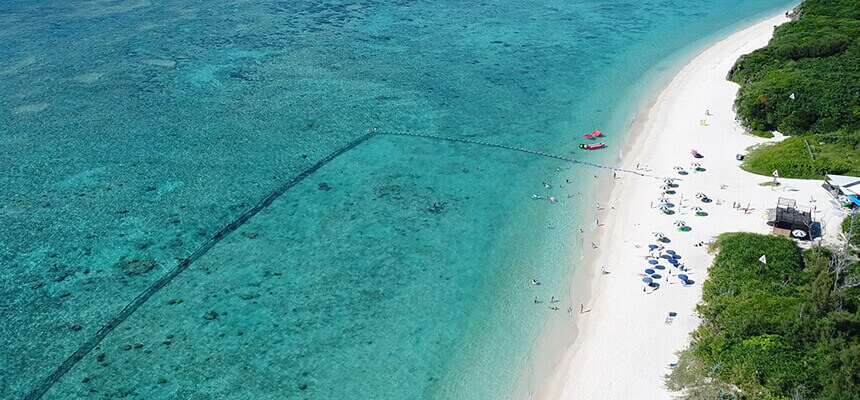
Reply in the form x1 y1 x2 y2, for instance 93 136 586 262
772 197 813 239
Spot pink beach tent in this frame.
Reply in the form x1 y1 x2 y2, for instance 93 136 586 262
592 130 603 137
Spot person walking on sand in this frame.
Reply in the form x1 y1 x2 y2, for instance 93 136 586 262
550 296 555 303
534 297 538 303
580 304 584 313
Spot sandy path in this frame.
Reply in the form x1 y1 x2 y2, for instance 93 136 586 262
537 11 849 399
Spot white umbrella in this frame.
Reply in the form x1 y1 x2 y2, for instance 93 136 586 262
660 184 672 191
662 178 674 184
659 205 670 212
690 162 701 168
691 206 703 212
653 232 665 239
695 192 707 199
673 166 684 171
674 220 687 228
658 197 670 204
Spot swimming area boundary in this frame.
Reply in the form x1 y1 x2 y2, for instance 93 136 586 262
22 129 663 399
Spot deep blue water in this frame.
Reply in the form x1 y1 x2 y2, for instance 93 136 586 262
1 0 794 398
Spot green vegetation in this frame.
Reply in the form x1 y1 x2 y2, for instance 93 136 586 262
748 130 775 139
758 181 781 187
844 214 860 248
666 233 860 399
728 0 860 179
741 134 860 179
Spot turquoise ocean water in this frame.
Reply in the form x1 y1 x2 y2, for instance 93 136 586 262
1 1 794 398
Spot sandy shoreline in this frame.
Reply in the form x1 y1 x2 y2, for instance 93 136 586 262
534 9 850 399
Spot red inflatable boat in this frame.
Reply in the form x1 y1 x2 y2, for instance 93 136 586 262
580 142 606 150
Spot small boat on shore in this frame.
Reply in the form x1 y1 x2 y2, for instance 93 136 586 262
580 142 606 150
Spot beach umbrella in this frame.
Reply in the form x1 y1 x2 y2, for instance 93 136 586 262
654 265 665 270
673 166 684 171
648 259 658 265
642 277 653 284
660 184 672 191
645 268 655 275
678 274 689 281
674 220 687 228
690 162 701 168
658 197 670 204
658 205 670 213
691 206 702 212
653 232 665 239
648 244 658 250
695 192 707 199
668 258 679 265
666 250 676 255
652 274 662 279
662 178 674 184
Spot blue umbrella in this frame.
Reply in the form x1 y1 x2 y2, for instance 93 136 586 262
642 277 653 284
645 268 655 274
648 260 658 265
668 258 679 265
673 254 682 259
654 265 665 270
678 274 689 281
666 250 676 255
652 274 662 279
648 244 658 249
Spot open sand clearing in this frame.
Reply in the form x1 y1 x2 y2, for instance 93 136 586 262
540 11 850 399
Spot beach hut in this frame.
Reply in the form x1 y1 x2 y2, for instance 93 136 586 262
769 197 813 240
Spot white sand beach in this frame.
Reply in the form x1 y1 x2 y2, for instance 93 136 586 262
538 11 851 399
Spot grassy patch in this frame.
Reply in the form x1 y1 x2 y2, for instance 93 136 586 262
748 130 775 138
741 135 859 179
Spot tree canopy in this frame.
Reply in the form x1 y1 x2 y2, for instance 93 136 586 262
728 0 860 178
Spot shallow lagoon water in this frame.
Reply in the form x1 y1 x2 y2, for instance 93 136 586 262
1 0 794 398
